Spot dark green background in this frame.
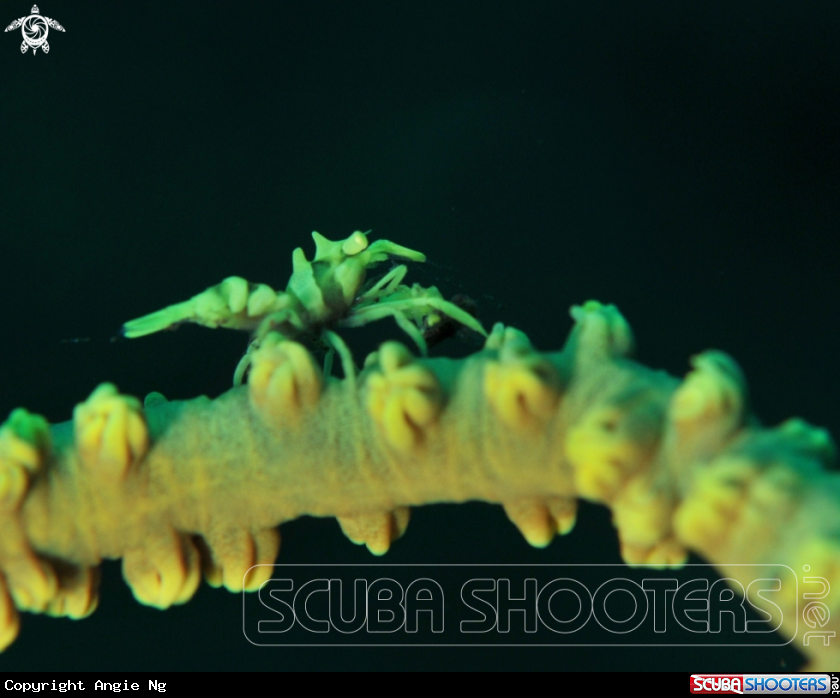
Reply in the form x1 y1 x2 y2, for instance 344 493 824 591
1 0 838 671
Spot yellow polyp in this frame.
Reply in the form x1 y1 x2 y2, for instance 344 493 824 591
74 384 148 477
44 565 100 620
370 381 437 451
248 335 323 424
366 343 442 453
613 491 672 544
402 386 439 425
8 557 58 613
0 581 19 652
0 464 27 512
749 465 802 510
568 301 635 359
116 406 148 467
248 355 296 415
378 341 412 373
367 540 392 557
653 538 689 569
0 439 39 474
94 402 128 464
564 406 652 503
174 538 203 605
122 532 202 609
242 530 282 591
670 386 705 422
610 474 687 568
672 492 733 553
391 507 411 540
620 536 688 569
483 361 558 432
382 397 420 452
0 408 51 474
548 497 578 535
691 458 759 518
670 351 745 432
218 553 253 593
394 363 439 391
337 508 410 556
503 500 557 548
201 527 281 593
556 515 576 535
368 540 390 557
482 325 559 432
617 541 646 567
689 489 741 527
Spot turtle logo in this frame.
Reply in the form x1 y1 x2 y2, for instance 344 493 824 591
5 5 64 55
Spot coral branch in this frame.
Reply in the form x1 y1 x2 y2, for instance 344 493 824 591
0 232 837 669
0 302 837 667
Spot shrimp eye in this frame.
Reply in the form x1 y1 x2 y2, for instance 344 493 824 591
342 231 369 256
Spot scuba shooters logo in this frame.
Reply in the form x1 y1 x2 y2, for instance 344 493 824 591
4 5 64 55
690 674 832 694
243 563 798 646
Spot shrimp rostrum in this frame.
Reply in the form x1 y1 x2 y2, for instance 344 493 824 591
121 231 487 384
